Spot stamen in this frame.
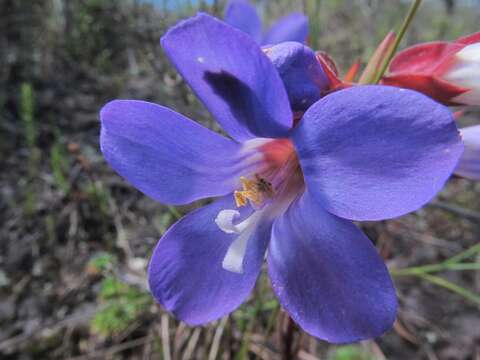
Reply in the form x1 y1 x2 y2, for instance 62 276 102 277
215 138 302 274
234 192 249 207
234 174 275 208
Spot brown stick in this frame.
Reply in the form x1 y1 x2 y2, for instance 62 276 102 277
279 313 297 360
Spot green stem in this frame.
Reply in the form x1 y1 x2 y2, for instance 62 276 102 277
392 242 480 276
391 242 480 305
373 0 423 83
416 273 480 306
265 302 280 337
167 206 182 220
444 243 480 265
391 262 480 276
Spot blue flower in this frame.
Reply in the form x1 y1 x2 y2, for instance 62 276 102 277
99 14 463 343
224 0 308 45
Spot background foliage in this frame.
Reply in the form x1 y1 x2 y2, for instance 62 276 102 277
1 0 480 359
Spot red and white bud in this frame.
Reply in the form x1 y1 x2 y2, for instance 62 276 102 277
443 43 480 105
382 32 480 106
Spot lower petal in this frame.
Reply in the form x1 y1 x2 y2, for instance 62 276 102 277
268 192 397 343
148 195 271 325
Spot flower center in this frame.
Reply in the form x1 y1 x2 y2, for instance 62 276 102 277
215 138 304 274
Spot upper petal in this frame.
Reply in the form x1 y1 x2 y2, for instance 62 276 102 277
263 13 308 45
100 100 251 205
148 195 271 325
224 0 262 43
268 192 397 343
161 13 292 142
292 85 464 221
265 42 330 112
455 125 480 180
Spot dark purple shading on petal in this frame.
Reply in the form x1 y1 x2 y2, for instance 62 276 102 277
293 85 463 221
266 42 330 112
455 125 480 180
224 0 262 43
263 13 308 46
268 192 397 343
100 100 248 205
161 13 292 142
148 195 271 325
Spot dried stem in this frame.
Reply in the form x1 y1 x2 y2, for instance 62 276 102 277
280 313 297 360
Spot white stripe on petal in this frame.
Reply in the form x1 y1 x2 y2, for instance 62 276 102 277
222 227 256 273
216 209 264 274
215 209 242 234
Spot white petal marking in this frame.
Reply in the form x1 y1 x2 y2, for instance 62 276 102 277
215 209 241 234
216 210 264 274
222 227 255 273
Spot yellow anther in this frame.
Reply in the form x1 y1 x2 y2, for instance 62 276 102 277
234 191 249 207
234 174 275 207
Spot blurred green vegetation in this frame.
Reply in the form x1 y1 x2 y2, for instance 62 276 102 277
20 82 38 214
50 129 71 194
87 253 152 337
330 345 375 360
91 275 152 336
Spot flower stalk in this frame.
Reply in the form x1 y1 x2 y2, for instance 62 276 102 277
358 31 396 84
391 242 480 305
416 274 480 306
391 262 480 276
373 0 423 84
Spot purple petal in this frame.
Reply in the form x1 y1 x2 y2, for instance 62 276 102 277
100 100 247 205
263 13 308 45
224 0 262 43
161 13 292 142
293 85 463 221
268 192 397 343
265 42 330 111
148 195 271 325
455 125 480 180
